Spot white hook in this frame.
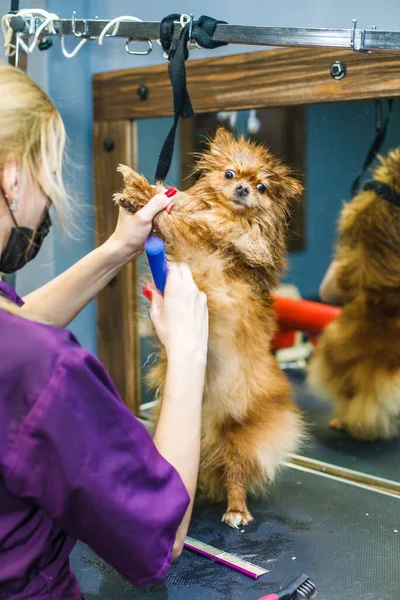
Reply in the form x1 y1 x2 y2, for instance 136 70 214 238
180 13 194 40
71 10 88 38
1 8 58 56
60 35 87 58
98 15 149 48
98 15 153 56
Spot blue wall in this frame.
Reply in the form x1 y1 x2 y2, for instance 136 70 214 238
41 0 400 352
47 1 95 351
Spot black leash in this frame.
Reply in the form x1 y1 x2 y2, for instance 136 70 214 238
362 179 400 208
155 14 228 183
351 99 394 196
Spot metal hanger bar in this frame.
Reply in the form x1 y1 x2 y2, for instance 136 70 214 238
13 18 400 51
216 25 400 50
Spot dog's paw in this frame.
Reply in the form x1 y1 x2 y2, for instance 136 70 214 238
222 509 254 529
117 196 138 214
114 164 154 212
329 418 345 431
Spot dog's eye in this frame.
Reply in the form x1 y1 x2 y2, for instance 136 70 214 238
257 183 267 194
224 170 236 180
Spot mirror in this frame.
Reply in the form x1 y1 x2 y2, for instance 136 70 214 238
135 99 400 485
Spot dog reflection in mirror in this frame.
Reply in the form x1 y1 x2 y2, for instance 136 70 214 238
308 148 400 441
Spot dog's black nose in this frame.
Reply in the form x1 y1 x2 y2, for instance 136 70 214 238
235 183 250 197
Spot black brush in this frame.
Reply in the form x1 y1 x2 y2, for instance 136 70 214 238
257 573 316 599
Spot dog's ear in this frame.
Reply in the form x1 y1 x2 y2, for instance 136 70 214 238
209 127 234 157
282 176 303 202
195 127 235 173
267 158 303 205
265 169 303 210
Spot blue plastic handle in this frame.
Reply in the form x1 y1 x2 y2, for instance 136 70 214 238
144 235 168 294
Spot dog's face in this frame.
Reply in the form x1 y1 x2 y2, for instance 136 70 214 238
195 128 302 216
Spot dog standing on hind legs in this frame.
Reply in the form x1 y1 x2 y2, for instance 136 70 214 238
308 149 400 441
114 128 305 527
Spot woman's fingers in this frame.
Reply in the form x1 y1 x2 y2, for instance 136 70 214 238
178 263 195 284
150 262 209 358
137 188 177 223
149 288 164 324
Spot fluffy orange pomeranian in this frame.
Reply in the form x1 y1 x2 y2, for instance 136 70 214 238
115 127 305 527
308 148 400 441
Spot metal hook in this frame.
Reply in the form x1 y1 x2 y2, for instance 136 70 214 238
71 10 89 38
188 14 194 41
179 13 194 39
350 18 371 54
125 38 153 56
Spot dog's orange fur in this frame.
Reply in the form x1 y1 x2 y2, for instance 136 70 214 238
115 128 305 527
308 149 400 441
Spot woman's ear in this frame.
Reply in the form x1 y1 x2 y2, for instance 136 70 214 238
2 156 19 203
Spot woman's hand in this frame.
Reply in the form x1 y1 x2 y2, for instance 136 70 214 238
149 263 209 364
22 187 176 328
319 260 343 305
106 187 176 265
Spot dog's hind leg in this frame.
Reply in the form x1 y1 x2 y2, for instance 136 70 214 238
337 389 399 441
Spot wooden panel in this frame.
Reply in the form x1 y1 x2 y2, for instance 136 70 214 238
280 106 306 253
93 47 400 122
93 120 141 414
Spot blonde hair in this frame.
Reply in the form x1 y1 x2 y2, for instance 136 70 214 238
0 60 72 320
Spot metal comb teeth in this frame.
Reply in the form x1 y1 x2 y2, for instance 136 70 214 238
295 577 316 599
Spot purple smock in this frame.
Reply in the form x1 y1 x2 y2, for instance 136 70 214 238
0 280 189 599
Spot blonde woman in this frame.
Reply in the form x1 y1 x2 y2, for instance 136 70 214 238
0 62 208 598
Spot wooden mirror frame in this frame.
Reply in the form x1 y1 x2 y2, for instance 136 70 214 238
92 46 400 415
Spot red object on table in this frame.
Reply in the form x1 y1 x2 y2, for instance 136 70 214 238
271 295 341 350
272 330 297 350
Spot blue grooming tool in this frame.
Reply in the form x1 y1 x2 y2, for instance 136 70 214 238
144 235 168 294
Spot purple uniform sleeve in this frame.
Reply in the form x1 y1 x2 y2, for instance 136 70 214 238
0 280 24 306
4 344 190 587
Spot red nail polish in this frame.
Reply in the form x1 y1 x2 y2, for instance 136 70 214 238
165 187 177 198
166 203 175 215
142 285 153 301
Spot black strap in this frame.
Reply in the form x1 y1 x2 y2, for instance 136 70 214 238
363 179 400 208
155 15 228 182
10 0 19 12
351 99 394 196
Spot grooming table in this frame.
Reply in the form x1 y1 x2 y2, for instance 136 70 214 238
70 467 399 600
287 371 400 482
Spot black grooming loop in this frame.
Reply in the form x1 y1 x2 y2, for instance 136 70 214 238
351 98 394 196
154 14 228 183
362 180 400 208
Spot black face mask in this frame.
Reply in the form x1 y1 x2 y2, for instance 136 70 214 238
0 189 52 274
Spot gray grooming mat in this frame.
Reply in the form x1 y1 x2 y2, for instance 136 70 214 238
70 467 400 600
287 370 400 482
